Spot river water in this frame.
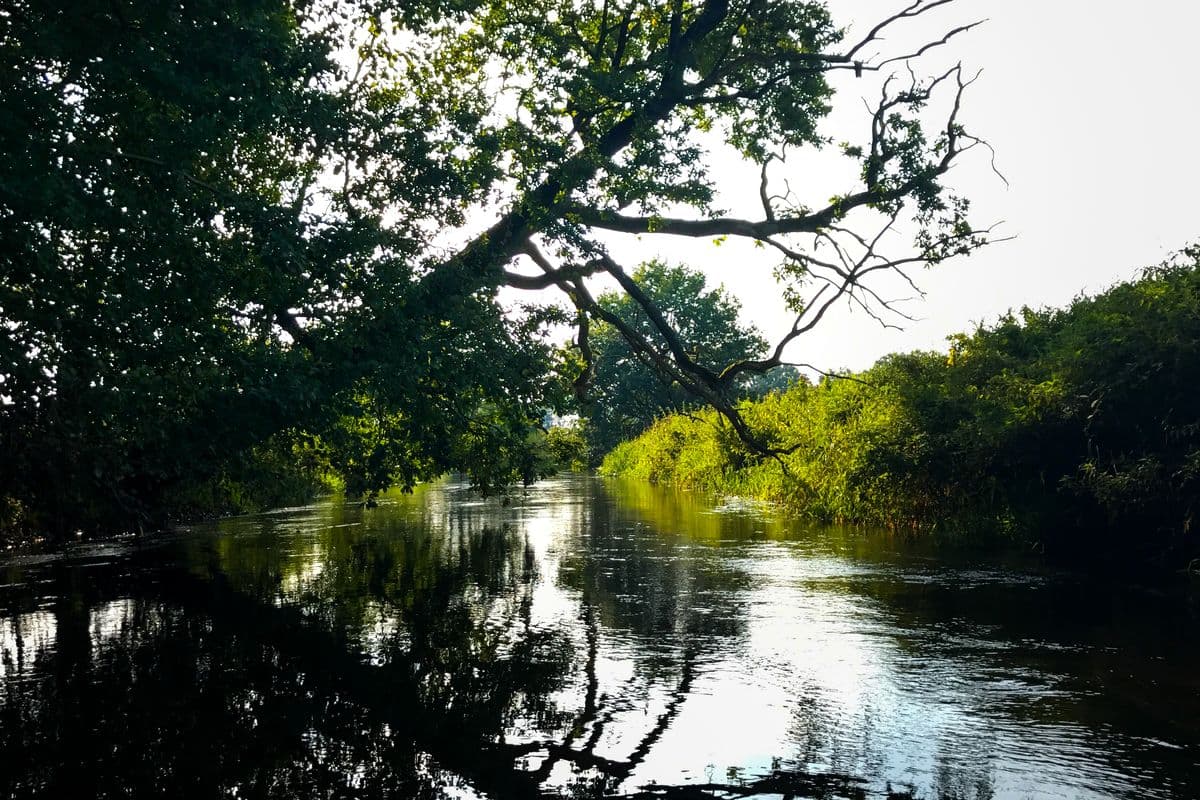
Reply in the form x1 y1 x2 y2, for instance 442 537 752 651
2 475 1198 799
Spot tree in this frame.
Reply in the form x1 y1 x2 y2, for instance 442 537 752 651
741 365 807 399
583 261 765 456
1 0 993 535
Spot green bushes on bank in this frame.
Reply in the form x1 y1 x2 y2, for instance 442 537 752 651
603 248 1200 563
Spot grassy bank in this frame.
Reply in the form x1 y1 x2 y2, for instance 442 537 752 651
602 248 1200 565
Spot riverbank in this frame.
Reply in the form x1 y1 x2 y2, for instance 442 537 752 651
602 249 1200 569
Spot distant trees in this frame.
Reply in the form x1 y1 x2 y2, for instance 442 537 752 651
603 247 1200 566
1 0 991 536
544 424 589 472
581 261 765 457
741 365 807 399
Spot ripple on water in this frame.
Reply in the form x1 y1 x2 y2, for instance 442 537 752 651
0 475 1196 800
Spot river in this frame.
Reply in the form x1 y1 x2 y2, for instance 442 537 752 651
2 475 1197 798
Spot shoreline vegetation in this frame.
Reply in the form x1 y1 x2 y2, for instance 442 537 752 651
9 250 1200 574
600 248 1200 570
9 250 1200 576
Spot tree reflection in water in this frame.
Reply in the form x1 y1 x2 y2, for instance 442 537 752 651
3 476 1197 799
0 479 859 799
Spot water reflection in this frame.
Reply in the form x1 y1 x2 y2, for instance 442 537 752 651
1 475 1198 799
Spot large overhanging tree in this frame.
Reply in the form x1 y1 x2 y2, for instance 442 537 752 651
1 0 995 531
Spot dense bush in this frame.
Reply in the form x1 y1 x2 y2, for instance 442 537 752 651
603 248 1200 565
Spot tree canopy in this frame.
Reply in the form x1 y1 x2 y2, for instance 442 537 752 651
1 0 992 536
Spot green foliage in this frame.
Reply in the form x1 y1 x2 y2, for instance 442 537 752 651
171 432 341 521
544 424 589 472
0 0 563 535
604 248 1200 565
582 261 766 458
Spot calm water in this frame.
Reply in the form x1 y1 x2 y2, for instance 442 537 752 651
2 475 1198 799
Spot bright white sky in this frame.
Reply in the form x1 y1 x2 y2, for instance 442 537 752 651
580 0 1200 373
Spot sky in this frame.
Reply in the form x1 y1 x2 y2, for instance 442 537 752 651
581 0 1200 373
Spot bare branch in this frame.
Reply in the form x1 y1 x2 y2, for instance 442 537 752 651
845 0 957 60
874 19 987 69
758 154 776 222
521 242 783 457
785 362 877 388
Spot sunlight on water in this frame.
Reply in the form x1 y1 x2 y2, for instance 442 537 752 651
0 610 56 689
1 475 1197 799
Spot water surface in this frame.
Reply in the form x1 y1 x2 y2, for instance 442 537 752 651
2 475 1198 798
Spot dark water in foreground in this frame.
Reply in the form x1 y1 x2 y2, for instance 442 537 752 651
2 476 1198 799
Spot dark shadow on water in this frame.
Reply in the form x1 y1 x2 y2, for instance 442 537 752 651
2 475 1197 798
